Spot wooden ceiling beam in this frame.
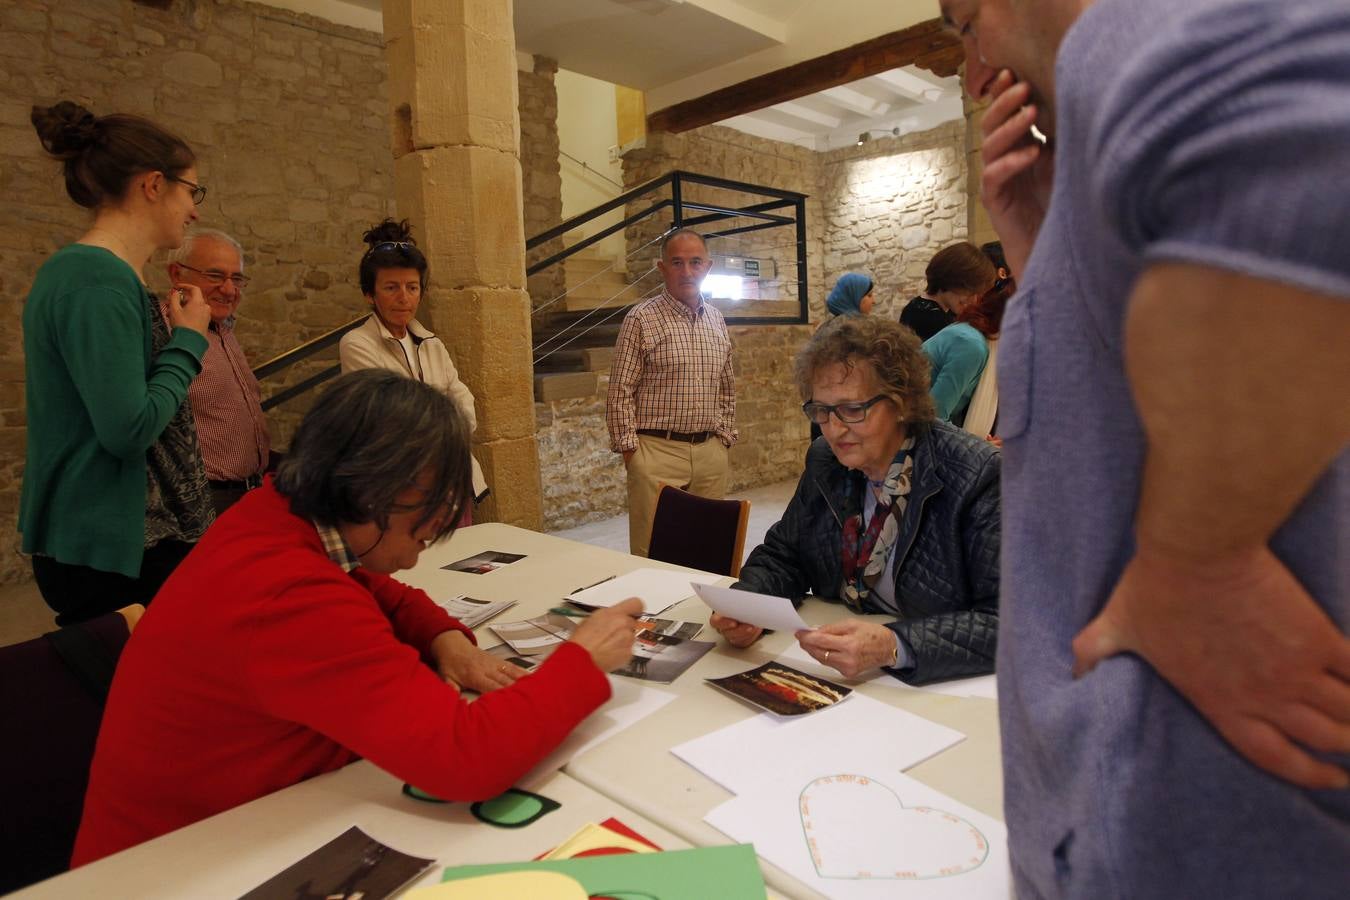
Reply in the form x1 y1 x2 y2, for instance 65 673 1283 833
647 18 962 135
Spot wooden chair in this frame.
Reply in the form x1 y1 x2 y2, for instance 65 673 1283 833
646 484 751 577
0 605 143 893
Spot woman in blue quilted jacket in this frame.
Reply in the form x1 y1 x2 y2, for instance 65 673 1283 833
710 315 1000 684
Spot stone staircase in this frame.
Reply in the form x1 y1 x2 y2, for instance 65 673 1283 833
532 252 652 402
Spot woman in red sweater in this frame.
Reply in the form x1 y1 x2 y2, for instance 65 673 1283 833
72 370 641 865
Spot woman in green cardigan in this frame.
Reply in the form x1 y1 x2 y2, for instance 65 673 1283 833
21 101 214 624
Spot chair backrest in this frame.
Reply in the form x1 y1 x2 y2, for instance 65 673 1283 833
0 609 137 893
646 484 750 577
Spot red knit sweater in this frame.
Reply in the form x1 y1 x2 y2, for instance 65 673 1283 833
72 482 611 865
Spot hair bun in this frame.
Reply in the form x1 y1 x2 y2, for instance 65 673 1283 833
361 217 415 249
31 101 100 159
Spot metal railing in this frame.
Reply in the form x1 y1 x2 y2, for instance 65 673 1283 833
526 169 809 327
253 170 809 407
253 315 366 412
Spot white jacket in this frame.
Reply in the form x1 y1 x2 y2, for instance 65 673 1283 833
339 314 488 500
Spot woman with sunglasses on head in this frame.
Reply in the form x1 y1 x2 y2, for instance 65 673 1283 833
710 316 1000 684
339 219 488 518
21 101 215 625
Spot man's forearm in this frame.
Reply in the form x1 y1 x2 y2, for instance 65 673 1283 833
1126 263 1350 560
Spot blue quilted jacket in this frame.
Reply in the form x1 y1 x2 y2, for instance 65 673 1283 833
735 421 1000 684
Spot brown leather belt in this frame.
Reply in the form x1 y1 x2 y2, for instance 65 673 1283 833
637 428 712 444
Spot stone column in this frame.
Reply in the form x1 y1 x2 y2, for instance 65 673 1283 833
382 0 543 529
962 68 999 248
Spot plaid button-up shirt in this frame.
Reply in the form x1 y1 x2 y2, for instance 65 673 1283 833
187 318 270 481
606 288 737 452
313 519 361 572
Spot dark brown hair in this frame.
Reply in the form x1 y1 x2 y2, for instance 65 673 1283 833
359 218 428 295
795 315 937 427
275 370 473 542
31 100 194 209
925 241 997 296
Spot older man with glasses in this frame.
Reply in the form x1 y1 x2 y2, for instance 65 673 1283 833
167 229 270 515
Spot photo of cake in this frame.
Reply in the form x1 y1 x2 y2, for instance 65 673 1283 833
706 662 852 716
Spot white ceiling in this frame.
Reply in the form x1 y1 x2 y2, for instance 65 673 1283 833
720 66 962 151
261 1 958 144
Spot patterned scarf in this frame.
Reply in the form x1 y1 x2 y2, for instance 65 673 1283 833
839 438 915 612
144 292 214 547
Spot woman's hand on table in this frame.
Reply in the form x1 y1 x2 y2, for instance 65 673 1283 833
431 630 528 693
796 620 897 678
570 597 644 671
710 612 763 648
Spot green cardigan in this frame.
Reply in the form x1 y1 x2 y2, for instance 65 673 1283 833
20 244 208 577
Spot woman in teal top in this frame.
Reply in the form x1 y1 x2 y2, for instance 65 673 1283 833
923 278 1016 426
21 101 215 624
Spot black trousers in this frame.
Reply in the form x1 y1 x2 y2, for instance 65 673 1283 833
32 540 195 626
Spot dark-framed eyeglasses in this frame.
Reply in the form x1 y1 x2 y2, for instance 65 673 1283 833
801 394 889 425
176 263 250 290
167 174 207 205
371 241 416 253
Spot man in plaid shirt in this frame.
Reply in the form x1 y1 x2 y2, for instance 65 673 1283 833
167 230 270 516
606 229 738 556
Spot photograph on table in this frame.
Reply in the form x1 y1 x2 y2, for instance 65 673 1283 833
484 642 541 672
707 662 852 717
610 627 716 684
239 826 434 900
441 550 527 574
434 594 517 628
489 614 714 683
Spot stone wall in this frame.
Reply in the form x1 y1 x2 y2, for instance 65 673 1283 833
0 0 563 583
820 120 969 320
519 57 564 308
533 119 969 532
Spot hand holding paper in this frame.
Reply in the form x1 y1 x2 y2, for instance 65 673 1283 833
693 583 812 633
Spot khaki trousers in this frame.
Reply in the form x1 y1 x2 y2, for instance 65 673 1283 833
626 434 730 557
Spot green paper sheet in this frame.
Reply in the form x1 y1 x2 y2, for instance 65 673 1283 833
440 843 766 900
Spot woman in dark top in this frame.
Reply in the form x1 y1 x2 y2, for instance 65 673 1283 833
898 241 996 341
712 316 1000 685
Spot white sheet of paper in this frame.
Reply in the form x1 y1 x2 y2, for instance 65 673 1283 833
775 642 999 700
670 692 963 794
566 568 721 615
691 582 811 633
706 768 1010 899
528 677 677 777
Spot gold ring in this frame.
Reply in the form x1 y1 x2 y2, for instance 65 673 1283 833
824 650 831 662
498 665 508 673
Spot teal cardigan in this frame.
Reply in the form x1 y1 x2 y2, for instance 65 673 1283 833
20 244 207 577
923 322 989 425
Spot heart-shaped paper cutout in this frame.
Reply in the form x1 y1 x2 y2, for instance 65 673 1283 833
799 774 989 879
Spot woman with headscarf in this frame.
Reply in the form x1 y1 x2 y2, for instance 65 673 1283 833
813 272 878 440
824 272 875 318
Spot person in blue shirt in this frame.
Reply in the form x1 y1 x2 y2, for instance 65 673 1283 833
948 0 1350 897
